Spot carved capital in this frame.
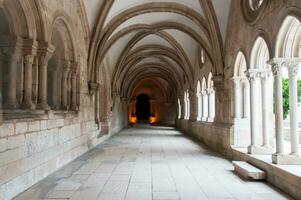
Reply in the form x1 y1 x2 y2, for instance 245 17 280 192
245 69 261 82
37 42 55 66
89 82 99 95
23 39 38 56
232 76 242 84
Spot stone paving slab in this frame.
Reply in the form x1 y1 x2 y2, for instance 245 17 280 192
14 125 293 200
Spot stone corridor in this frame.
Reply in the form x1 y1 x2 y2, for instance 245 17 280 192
14 125 291 200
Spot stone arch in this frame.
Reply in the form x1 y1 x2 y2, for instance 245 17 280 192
47 14 79 110
234 51 247 77
1 0 29 37
250 36 270 69
276 16 301 58
233 51 249 120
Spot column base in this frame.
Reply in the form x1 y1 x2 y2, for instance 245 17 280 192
3 102 19 109
201 117 207 121
248 145 274 155
207 117 214 122
36 102 50 110
70 105 78 111
21 102 35 110
272 153 301 165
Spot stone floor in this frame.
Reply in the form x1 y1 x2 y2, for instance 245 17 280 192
14 125 293 200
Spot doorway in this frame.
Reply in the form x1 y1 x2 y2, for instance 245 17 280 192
136 93 151 121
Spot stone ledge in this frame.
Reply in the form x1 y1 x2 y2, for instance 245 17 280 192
232 161 266 180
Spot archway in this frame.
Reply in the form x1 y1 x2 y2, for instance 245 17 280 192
136 93 151 121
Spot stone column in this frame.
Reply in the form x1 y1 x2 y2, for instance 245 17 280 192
32 57 39 104
21 40 38 109
269 59 285 163
207 88 215 122
197 92 203 121
233 77 242 119
242 79 250 118
202 91 208 121
189 90 197 121
179 95 185 119
286 61 301 155
246 69 261 154
62 61 71 110
0 52 3 124
21 55 36 109
260 70 272 148
71 66 78 111
36 43 54 110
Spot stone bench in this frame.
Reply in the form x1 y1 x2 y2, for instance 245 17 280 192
232 161 266 180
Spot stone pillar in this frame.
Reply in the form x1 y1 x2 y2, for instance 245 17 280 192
197 92 203 121
269 59 285 163
1 37 23 109
21 55 35 109
207 88 215 122
246 69 261 154
36 43 54 110
179 95 185 119
32 57 39 104
242 79 250 118
233 77 242 119
201 91 208 121
71 66 78 111
286 62 300 155
62 61 71 110
21 40 38 109
0 52 3 124
189 90 197 121
260 70 272 148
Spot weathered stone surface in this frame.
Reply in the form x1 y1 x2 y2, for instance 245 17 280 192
232 161 266 180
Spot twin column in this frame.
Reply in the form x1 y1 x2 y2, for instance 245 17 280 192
269 58 301 164
246 69 273 154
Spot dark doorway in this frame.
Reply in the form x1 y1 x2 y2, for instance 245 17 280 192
136 93 151 120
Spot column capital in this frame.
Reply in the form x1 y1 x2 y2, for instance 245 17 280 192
206 88 214 94
232 76 243 84
201 90 207 96
89 82 99 93
286 62 301 77
37 41 55 65
245 69 261 81
22 39 38 56
260 70 272 81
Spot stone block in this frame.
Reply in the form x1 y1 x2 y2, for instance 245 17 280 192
7 134 25 149
15 122 28 135
0 138 7 152
28 121 40 132
272 154 301 165
0 123 15 137
40 120 47 130
232 161 266 180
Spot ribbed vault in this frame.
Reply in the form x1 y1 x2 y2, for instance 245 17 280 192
86 0 230 105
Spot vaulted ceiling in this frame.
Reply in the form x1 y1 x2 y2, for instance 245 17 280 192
84 0 231 99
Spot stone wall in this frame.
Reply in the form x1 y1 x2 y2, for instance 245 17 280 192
0 1 123 199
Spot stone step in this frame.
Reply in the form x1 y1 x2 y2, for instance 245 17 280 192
232 161 266 180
